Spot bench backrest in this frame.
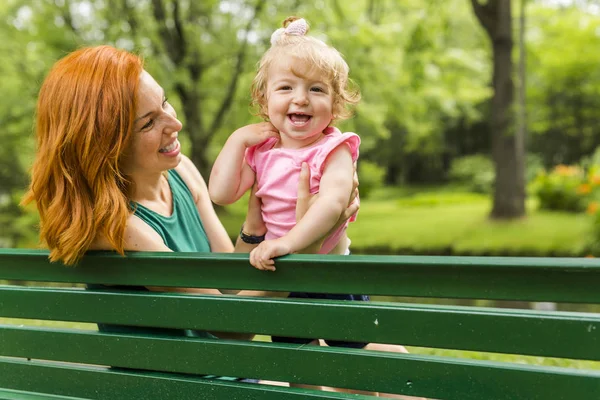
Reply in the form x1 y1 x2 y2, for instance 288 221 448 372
1 249 599 399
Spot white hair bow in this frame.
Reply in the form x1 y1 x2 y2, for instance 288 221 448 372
270 18 309 46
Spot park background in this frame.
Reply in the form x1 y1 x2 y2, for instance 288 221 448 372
2 0 600 258
0 0 599 372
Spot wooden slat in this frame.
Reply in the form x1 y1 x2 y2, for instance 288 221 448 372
0 358 363 400
1 326 599 399
1 286 599 361
1 249 599 302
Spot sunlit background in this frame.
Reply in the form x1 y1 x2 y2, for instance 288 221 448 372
1 0 600 258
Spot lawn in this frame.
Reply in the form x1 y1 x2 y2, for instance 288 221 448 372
218 186 592 256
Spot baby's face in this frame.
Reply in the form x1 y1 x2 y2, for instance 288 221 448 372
265 60 333 149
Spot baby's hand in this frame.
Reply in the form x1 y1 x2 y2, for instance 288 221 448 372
249 238 292 272
234 122 279 148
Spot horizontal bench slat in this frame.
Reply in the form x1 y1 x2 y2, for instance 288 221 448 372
0 358 359 400
1 250 599 302
1 326 599 399
2 286 599 361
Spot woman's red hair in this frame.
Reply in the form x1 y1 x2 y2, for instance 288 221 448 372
22 45 143 265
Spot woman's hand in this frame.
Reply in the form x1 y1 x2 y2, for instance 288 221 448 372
295 162 359 253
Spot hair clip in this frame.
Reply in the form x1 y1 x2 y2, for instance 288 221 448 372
270 18 309 46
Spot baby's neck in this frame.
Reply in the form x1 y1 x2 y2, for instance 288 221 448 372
277 131 325 149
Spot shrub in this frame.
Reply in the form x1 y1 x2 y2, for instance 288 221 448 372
358 161 386 199
532 165 591 212
448 154 494 194
584 163 600 255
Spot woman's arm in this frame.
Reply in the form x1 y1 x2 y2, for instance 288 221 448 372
233 183 267 253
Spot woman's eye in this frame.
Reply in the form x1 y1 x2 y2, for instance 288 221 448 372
141 119 154 130
162 97 169 108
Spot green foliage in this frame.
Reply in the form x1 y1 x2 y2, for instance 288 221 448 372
526 153 545 184
449 154 494 194
531 165 589 212
2 0 600 248
357 161 385 199
526 3 600 166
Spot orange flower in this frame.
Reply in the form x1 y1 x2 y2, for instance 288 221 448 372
587 201 599 215
554 164 579 177
585 254 595 258
577 183 592 194
591 175 600 186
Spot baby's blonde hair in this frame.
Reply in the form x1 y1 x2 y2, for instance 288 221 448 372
251 16 360 122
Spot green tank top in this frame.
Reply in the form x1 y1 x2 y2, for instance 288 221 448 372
92 169 214 339
132 169 211 252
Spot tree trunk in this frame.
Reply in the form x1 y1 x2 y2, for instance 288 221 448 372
517 0 527 188
471 0 525 219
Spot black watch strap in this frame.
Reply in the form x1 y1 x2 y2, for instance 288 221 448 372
240 225 266 244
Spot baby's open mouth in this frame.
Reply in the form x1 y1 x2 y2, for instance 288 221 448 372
288 113 311 125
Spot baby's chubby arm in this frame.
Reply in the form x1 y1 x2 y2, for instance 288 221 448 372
250 145 354 270
209 122 279 205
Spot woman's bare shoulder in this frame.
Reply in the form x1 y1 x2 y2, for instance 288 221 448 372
175 155 206 203
90 214 171 252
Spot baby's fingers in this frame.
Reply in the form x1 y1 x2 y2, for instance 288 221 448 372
250 248 276 271
260 257 276 272
249 249 263 270
257 252 276 271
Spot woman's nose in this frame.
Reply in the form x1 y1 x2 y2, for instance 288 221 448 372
165 113 183 134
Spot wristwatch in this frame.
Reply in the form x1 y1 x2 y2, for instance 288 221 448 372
239 225 266 244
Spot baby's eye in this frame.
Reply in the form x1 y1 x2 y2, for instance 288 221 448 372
310 86 325 93
278 85 292 91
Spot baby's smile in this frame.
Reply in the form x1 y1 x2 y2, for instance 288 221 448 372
288 113 312 126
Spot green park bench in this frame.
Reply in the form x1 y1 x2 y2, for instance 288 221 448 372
0 248 599 399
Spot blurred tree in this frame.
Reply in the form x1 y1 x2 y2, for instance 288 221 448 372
526 2 600 166
471 0 526 219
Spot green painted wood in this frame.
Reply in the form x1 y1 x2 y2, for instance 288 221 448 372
0 358 365 400
2 286 599 361
1 326 599 399
0 389 89 400
1 249 599 302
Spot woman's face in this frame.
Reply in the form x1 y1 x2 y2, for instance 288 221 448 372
121 70 183 176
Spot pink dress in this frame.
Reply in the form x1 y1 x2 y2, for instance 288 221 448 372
246 127 360 254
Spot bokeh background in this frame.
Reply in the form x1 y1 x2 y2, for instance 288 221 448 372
1 0 600 258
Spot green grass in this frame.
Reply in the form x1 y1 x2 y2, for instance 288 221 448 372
218 186 592 256
405 346 600 370
0 317 96 330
